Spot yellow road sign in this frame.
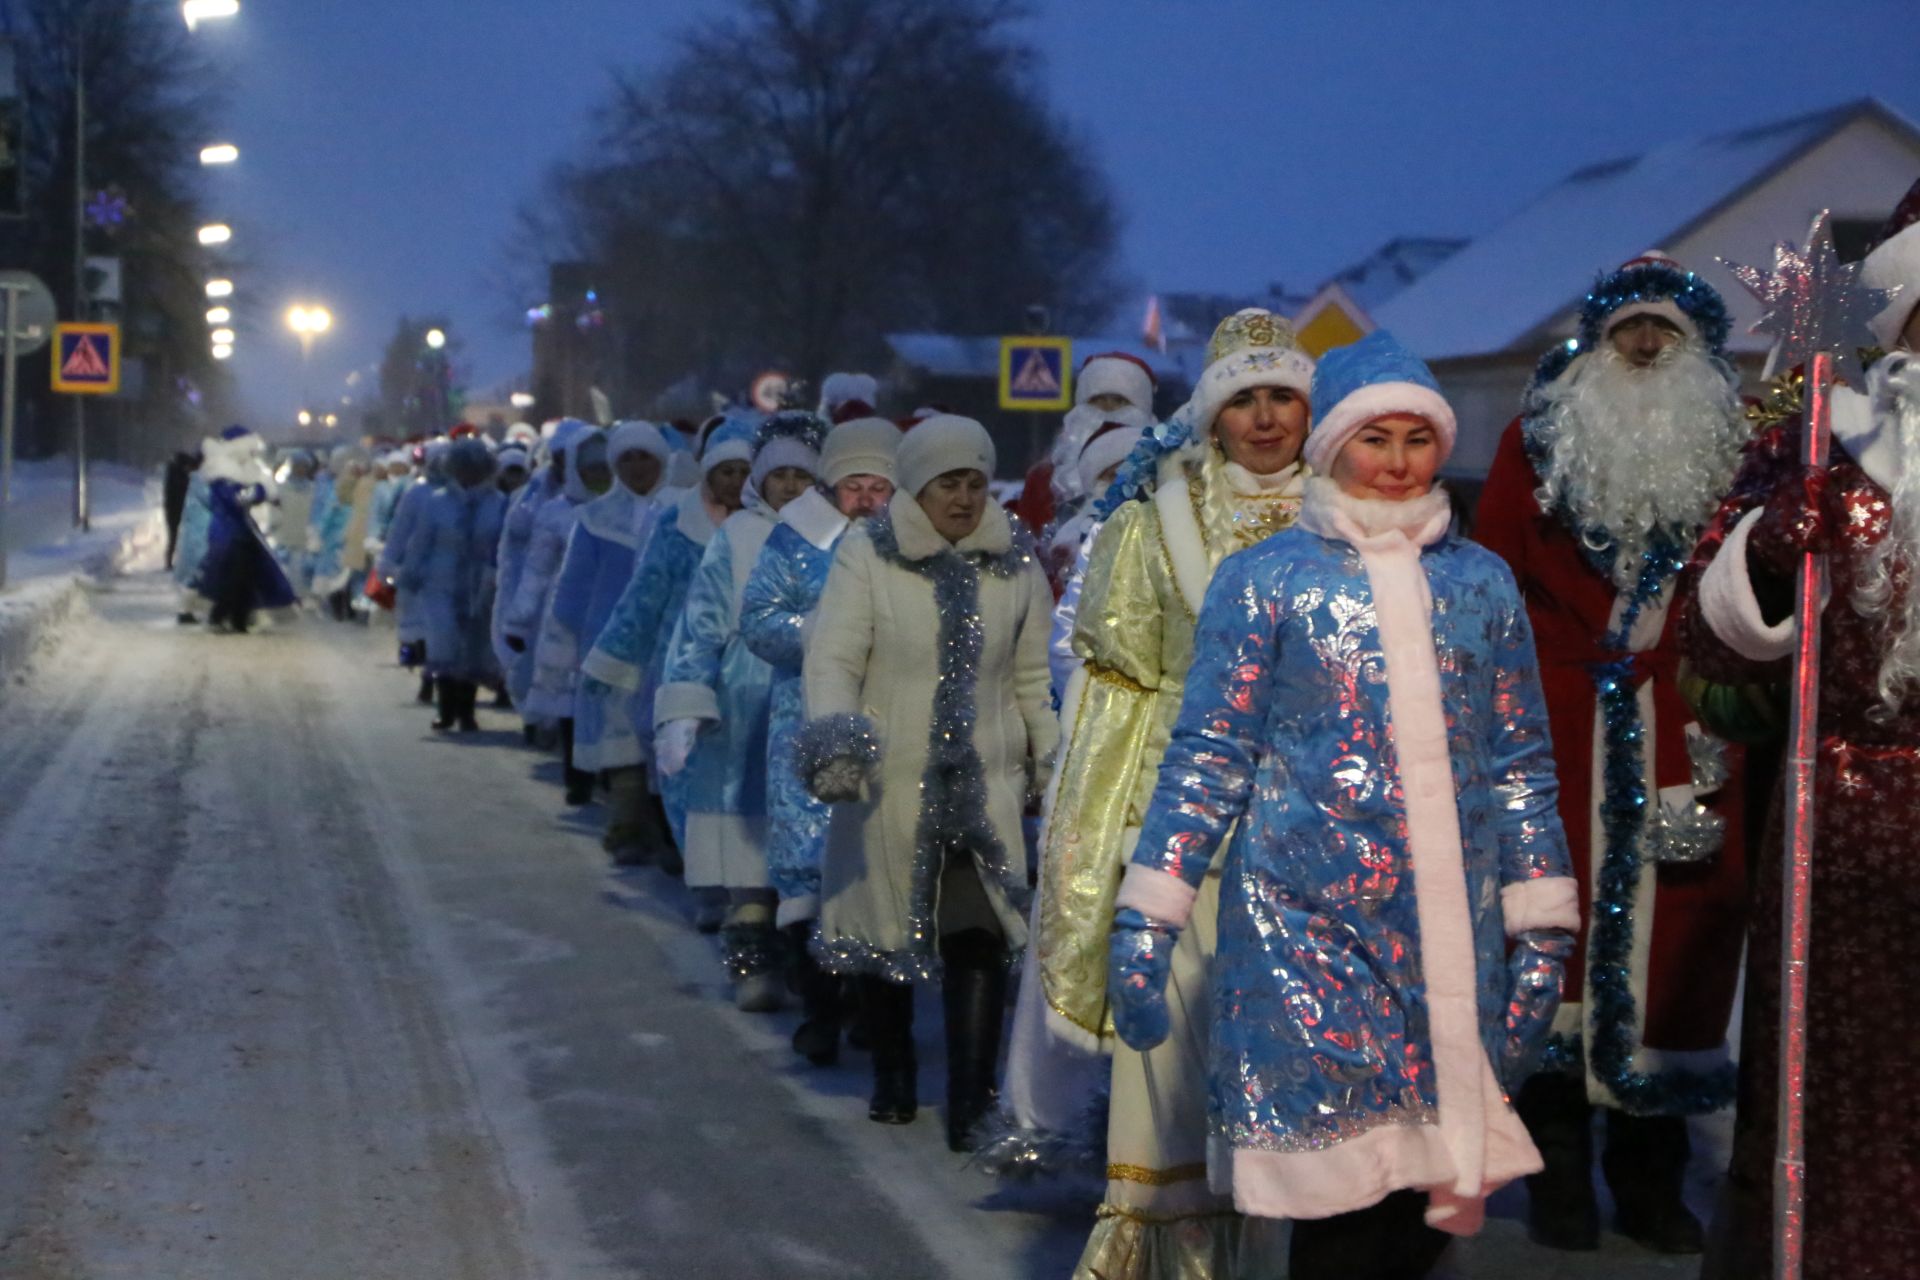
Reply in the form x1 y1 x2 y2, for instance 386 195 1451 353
52 322 121 395
998 336 1073 412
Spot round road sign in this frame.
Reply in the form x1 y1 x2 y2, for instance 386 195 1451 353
750 370 790 414
0 270 58 356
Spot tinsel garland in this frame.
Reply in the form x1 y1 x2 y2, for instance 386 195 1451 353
793 712 882 793
809 512 1037 984
968 1089 1110 1180
720 920 785 980
1587 656 1738 1115
1576 260 1732 354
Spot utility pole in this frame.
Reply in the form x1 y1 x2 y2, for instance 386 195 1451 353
71 16 89 531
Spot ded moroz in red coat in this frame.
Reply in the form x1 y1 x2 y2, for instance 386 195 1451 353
1476 416 1747 1116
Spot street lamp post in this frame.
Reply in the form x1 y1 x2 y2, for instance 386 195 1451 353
287 303 332 418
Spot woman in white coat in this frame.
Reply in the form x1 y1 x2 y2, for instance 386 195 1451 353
797 415 1057 1149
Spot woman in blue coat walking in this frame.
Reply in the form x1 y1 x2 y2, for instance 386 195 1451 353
1112 333 1580 1280
739 416 899 1059
394 438 508 731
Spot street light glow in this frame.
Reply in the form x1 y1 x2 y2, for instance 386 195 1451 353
298 410 313 426
424 328 446 350
325 414 339 427
197 223 232 246
509 391 536 409
199 143 239 166
211 343 233 360
211 328 236 346
287 304 333 335
205 278 234 298
205 306 231 325
182 0 241 30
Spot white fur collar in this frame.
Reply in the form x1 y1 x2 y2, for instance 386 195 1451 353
779 487 849 551
578 487 652 549
1831 383 1894 492
1222 459 1306 495
673 484 719 547
1297 477 1452 550
886 490 1014 561
1152 452 1211 616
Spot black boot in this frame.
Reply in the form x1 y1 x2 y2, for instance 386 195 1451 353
432 677 458 731
940 928 1008 1153
787 923 841 1066
416 672 435 704
1516 1072 1600 1250
455 680 481 733
560 718 594 804
860 975 916 1124
1604 1110 1704 1254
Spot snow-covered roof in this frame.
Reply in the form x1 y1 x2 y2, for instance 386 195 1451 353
885 333 1203 385
1374 99 1920 360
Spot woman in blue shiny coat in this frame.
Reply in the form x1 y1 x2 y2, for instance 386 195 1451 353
394 438 507 731
739 416 899 1060
1111 332 1580 1280
656 411 826 1011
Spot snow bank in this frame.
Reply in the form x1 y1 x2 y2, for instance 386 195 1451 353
1 458 162 681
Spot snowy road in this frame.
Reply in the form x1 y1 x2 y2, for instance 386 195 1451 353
0 570 1721 1279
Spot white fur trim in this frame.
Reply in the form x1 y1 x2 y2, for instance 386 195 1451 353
654 678 720 728
674 484 719 547
701 440 753 473
751 436 819 487
1190 347 1316 436
1696 507 1797 662
1500 876 1580 936
1075 355 1155 413
1115 863 1198 929
775 893 820 928
779 486 848 550
580 646 641 692
608 420 670 468
1302 382 1458 476
1216 1062 1540 1233
896 414 995 497
1862 221 1920 350
1151 453 1211 616
1828 382 1895 492
1077 427 1143 498
1606 299 1699 342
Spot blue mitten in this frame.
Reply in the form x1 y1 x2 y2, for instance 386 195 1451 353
1109 907 1180 1052
1500 927 1574 1087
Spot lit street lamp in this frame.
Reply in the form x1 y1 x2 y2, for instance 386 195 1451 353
425 327 446 350
210 327 235 346
206 278 234 299
297 410 312 427
182 0 241 30
197 223 232 246
205 306 231 325
211 343 233 361
199 143 239 166
287 303 333 419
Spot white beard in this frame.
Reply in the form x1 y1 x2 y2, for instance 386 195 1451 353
1532 342 1747 588
1853 353 1920 716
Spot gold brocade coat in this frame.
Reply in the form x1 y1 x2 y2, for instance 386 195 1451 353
1036 445 1304 1042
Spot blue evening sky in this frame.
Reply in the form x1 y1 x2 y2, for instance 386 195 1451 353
200 0 1920 425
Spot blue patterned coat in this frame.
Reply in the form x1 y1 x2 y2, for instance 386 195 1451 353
738 489 850 912
378 480 436 645
308 471 355 594
656 504 778 823
1126 484 1574 1223
583 488 721 839
394 482 507 681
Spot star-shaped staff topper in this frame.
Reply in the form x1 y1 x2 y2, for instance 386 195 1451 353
1718 209 1901 389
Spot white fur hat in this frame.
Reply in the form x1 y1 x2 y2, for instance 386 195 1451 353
1189 309 1315 434
897 415 995 497
818 372 880 422
1862 178 1920 350
820 416 902 486
496 445 531 472
1075 352 1156 413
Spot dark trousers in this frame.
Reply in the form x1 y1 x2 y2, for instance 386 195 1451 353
1288 1190 1451 1280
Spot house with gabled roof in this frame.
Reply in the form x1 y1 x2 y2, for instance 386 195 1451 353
1372 98 1920 478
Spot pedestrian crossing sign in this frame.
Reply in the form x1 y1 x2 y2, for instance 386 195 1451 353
52 322 120 395
998 336 1072 411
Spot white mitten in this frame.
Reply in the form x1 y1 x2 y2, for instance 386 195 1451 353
654 718 702 777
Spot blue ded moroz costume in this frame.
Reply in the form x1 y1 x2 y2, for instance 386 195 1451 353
173 425 297 628
1111 332 1579 1244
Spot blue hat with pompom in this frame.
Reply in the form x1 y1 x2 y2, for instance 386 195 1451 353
1302 330 1456 474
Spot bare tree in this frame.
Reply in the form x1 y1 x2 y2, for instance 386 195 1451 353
0 0 233 459
514 0 1119 409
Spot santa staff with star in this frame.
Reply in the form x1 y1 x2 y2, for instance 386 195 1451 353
1682 190 1917 1280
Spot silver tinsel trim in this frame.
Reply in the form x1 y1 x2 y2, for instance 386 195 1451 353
721 922 786 980
793 712 881 798
1648 799 1725 864
1688 731 1730 794
968 1093 1108 1180
810 930 942 984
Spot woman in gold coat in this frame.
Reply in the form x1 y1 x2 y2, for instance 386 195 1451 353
1016 310 1316 1278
